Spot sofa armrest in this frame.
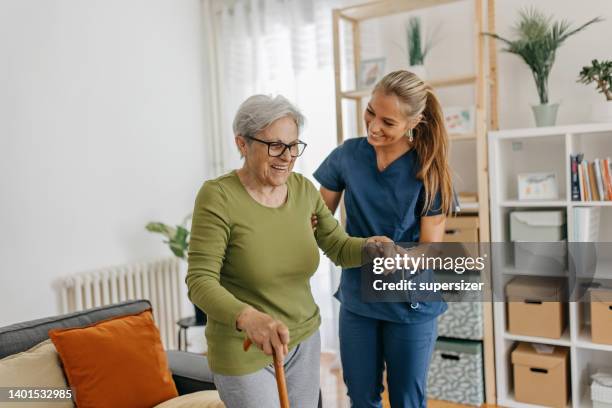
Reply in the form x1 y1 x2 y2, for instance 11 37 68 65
166 350 216 395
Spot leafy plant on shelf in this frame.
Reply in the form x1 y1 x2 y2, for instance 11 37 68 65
146 214 191 259
578 59 612 101
406 16 433 66
484 8 602 105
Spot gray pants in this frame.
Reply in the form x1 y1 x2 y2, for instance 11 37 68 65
214 331 321 408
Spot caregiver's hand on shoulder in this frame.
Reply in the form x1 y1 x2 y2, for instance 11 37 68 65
237 306 290 359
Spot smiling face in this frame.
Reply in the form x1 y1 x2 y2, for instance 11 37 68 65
237 116 298 187
364 90 421 148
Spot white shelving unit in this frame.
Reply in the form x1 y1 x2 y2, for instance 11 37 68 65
489 123 612 408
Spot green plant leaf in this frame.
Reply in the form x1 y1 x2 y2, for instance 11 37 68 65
484 8 602 104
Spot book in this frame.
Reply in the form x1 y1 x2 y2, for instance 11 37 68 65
605 158 612 200
571 155 580 201
578 160 586 201
594 158 605 201
588 162 599 201
583 161 592 201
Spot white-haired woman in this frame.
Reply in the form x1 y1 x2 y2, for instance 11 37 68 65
186 94 392 408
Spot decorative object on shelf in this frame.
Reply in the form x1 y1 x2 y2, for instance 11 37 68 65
517 172 559 200
358 57 386 89
484 8 602 127
406 16 433 79
443 106 475 134
578 59 612 123
146 214 206 325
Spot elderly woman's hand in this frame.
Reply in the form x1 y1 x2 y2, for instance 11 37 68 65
365 236 395 258
237 306 290 359
365 236 400 275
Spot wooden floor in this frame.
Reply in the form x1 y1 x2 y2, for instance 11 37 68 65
320 352 497 408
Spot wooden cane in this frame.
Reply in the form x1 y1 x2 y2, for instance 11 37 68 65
243 338 290 408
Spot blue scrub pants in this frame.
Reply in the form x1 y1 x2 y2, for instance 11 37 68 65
339 306 437 408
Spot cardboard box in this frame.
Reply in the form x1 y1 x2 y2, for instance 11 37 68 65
591 289 612 345
506 276 566 339
512 342 569 408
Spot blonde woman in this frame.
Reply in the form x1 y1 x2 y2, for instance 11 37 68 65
314 70 453 408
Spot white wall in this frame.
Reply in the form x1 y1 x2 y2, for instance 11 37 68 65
352 0 611 194
0 0 209 326
359 0 612 129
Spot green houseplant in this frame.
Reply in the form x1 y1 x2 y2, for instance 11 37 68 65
146 214 206 324
406 16 432 79
578 59 612 122
485 8 602 127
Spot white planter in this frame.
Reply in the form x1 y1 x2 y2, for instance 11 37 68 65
591 100 612 123
409 64 426 80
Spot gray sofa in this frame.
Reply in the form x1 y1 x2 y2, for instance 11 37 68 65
0 300 215 395
0 299 323 407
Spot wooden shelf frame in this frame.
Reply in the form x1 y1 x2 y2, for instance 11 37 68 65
332 0 499 404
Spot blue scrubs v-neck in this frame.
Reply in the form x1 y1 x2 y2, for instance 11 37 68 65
314 137 447 323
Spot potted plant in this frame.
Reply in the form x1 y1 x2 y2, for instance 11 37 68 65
578 59 612 122
485 8 601 127
406 16 432 79
146 214 206 325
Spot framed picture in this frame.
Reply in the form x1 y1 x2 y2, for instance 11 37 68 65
517 172 559 200
443 106 475 134
359 58 386 89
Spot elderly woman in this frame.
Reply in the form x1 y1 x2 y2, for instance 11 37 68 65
186 94 391 408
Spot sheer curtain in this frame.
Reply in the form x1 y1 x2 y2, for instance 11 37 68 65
203 0 344 352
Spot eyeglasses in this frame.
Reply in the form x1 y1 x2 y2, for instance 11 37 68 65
245 135 307 157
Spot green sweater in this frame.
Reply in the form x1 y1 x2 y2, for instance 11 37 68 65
186 171 366 375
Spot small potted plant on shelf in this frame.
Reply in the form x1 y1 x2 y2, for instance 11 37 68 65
485 8 601 127
578 59 612 123
406 16 432 79
146 214 206 325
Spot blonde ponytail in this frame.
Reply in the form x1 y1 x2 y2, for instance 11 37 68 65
374 70 453 216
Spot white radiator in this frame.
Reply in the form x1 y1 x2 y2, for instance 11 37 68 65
55 257 185 349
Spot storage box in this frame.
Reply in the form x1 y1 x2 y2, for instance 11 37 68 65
427 339 484 406
444 216 479 243
514 240 567 274
510 211 566 242
591 369 612 408
506 276 567 339
592 381 612 408
438 302 483 340
591 289 612 345
512 342 569 408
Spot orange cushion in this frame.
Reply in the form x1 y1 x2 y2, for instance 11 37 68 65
49 309 178 408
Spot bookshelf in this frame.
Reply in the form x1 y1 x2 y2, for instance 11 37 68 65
489 123 612 408
331 0 499 404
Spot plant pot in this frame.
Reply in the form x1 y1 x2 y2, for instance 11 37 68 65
590 100 612 123
531 103 559 127
409 64 426 80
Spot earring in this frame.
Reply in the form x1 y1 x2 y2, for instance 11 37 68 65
406 128 414 142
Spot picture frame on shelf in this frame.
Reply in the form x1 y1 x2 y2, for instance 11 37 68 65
444 106 475 134
517 172 559 200
359 58 386 89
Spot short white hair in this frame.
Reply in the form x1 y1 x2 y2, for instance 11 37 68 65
232 95 305 140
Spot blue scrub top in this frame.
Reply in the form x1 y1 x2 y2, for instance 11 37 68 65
314 137 447 323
